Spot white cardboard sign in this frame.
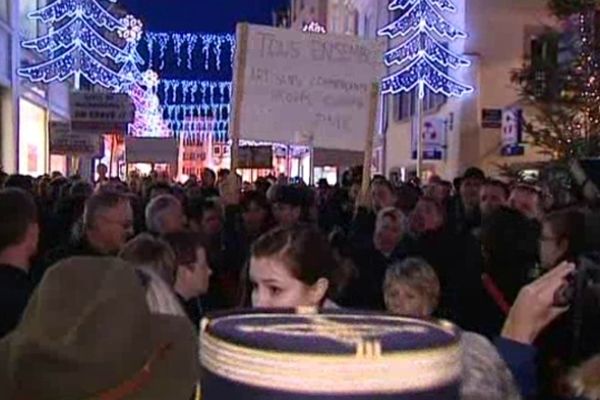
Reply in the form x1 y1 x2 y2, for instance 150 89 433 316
232 24 384 151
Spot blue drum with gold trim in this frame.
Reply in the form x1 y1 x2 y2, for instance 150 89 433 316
200 308 461 399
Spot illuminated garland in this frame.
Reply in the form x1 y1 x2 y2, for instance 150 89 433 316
18 0 128 90
144 32 235 71
378 0 473 98
159 80 231 104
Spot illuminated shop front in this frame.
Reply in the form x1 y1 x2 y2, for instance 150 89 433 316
18 99 47 177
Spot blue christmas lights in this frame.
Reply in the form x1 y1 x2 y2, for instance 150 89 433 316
144 32 235 71
22 17 130 61
30 0 122 31
19 44 124 88
381 57 472 97
160 80 231 105
378 0 466 40
378 0 473 98
383 30 470 68
390 0 456 12
18 0 129 90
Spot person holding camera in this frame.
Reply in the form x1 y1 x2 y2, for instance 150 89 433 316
497 262 600 400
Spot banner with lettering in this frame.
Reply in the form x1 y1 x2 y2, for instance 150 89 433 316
231 24 385 151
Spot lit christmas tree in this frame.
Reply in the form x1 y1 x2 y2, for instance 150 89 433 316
129 70 170 137
377 0 473 175
513 0 600 159
18 0 129 90
377 0 473 98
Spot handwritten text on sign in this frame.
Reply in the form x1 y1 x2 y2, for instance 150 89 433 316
234 25 384 151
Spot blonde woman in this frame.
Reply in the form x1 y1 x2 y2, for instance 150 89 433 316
383 258 521 400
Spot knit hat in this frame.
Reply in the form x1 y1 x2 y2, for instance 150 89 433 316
0 257 199 400
200 308 462 399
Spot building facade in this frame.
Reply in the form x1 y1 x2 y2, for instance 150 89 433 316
0 0 71 176
292 0 558 180
362 0 557 179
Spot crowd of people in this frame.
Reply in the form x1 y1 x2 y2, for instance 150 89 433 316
0 162 599 399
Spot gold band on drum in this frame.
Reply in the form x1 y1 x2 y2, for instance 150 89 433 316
200 329 461 395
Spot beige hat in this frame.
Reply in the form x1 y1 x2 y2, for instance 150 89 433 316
0 257 199 400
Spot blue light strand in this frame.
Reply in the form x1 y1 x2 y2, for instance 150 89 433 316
163 103 230 120
29 0 122 31
173 33 186 67
143 32 235 71
378 0 466 40
159 80 231 105
156 33 169 70
383 30 470 68
185 33 198 70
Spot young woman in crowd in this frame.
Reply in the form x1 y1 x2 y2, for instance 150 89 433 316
383 257 521 400
243 225 344 309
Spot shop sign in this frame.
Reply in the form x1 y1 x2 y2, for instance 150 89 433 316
411 116 447 161
481 108 503 129
49 121 102 155
501 108 525 157
70 92 134 133
238 146 273 169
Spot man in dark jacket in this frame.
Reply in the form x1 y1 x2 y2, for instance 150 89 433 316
34 190 134 284
0 188 39 338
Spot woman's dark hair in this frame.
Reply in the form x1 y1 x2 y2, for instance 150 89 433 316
162 231 209 271
480 206 540 302
244 225 342 304
542 208 586 262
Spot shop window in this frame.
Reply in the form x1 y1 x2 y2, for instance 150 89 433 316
394 89 447 122
19 99 47 177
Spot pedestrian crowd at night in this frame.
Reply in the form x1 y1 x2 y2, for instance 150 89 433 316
0 162 599 400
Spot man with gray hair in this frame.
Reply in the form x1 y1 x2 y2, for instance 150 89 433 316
145 194 186 236
37 190 133 284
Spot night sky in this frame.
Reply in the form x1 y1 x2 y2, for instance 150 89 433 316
119 0 290 34
118 0 290 80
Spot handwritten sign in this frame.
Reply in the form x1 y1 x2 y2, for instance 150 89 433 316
70 92 134 133
231 24 384 151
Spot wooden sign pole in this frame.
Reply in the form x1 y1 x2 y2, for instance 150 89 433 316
229 23 249 172
358 83 380 209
